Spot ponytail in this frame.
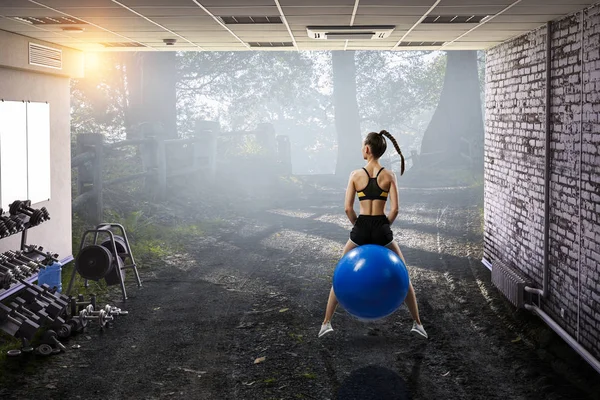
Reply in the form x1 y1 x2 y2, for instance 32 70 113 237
379 130 405 176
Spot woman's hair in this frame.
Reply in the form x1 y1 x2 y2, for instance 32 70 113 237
364 130 405 175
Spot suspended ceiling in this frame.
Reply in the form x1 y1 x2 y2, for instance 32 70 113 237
0 0 595 52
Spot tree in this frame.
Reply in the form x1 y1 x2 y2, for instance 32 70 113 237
127 52 179 139
419 50 484 167
355 51 446 156
332 51 362 176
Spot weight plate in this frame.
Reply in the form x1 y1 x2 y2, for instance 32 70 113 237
75 245 114 281
7 349 21 357
57 323 72 339
37 344 53 356
79 310 89 328
52 349 61 355
22 347 34 353
100 236 127 257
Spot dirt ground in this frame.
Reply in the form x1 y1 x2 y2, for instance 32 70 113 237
0 176 598 400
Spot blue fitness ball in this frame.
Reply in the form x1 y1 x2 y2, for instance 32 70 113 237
333 244 410 320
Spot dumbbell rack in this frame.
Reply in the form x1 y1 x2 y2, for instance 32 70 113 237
0 201 56 302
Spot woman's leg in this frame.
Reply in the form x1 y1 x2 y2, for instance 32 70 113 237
322 239 358 325
386 241 422 326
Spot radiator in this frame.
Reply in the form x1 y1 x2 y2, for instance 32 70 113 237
491 260 530 308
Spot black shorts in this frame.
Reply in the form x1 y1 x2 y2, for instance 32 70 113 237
350 215 394 246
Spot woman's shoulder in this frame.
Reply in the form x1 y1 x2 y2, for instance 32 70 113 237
381 168 397 180
349 168 365 177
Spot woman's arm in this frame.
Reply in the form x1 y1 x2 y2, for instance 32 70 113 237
387 172 399 225
344 171 358 225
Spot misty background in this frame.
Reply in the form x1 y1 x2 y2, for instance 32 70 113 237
70 50 485 184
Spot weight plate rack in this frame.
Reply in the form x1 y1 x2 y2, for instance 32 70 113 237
68 223 142 302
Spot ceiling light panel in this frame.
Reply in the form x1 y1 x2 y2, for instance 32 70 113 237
167 0 276 5
218 15 282 24
280 6 355 16
357 0 436 5
277 0 356 5
422 15 488 24
437 0 513 5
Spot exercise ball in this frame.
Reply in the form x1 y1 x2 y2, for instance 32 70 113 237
333 244 410 320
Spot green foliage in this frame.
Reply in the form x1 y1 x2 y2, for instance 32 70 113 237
101 209 208 262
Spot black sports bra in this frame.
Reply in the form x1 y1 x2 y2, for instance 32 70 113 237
357 167 389 201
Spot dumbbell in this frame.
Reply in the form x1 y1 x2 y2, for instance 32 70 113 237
8 200 50 226
41 329 66 352
0 304 40 340
96 304 128 317
22 245 59 263
7 306 41 327
0 221 10 237
0 270 15 289
4 250 47 271
36 343 53 356
1 254 38 274
19 288 68 319
70 294 96 316
0 260 27 278
8 215 25 231
9 298 71 338
12 298 51 322
79 308 113 328
0 215 18 234
23 281 69 304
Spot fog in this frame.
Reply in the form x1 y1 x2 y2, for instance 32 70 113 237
71 50 485 215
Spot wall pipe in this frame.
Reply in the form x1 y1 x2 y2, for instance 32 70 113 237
577 8 584 343
543 20 552 298
525 304 600 374
523 13 600 376
526 21 553 298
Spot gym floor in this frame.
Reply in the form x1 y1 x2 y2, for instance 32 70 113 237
0 181 597 400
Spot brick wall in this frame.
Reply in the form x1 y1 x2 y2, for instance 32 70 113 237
485 5 600 360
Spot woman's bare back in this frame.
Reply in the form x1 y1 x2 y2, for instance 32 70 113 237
352 166 394 216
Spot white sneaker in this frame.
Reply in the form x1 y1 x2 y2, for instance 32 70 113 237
318 322 333 337
411 322 428 339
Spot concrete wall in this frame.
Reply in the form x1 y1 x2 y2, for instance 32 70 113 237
485 5 600 359
0 30 83 262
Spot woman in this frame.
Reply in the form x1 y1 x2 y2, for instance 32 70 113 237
318 130 428 339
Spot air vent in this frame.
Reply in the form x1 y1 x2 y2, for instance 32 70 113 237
219 16 282 24
397 41 445 47
101 42 146 48
14 16 87 25
248 42 293 48
307 25 395 40
29 43 62 70
423 15 488 24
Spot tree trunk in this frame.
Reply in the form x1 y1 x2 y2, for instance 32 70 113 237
125 52 179 139
420 50 483 167
332 51 362 177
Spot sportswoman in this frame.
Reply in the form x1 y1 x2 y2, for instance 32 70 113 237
318 130 428 339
